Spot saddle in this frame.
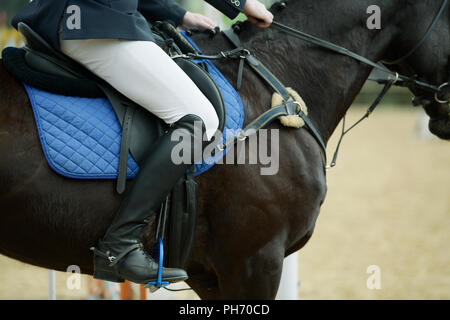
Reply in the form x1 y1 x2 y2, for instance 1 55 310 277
3 22 227 269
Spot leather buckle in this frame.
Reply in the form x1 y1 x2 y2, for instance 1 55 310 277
435 82 449 104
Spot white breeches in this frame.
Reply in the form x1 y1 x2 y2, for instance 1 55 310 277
59 38 219 140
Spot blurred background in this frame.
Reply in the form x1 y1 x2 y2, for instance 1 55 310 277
0 0 448 300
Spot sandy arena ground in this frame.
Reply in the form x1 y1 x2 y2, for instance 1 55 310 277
0 105 448 300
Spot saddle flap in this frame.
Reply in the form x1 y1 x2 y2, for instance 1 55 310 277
18 22 63 60
174 58 226 134
24 50 78 79
167 173 199 269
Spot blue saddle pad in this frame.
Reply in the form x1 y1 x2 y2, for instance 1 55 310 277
24 34 244 179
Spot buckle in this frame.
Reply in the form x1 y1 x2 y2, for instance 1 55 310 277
216 143 225 151
91 246 117 263
435 82 449 104
240 49 250 59
237 131 247 141
388 72 399 85
170 54 189 59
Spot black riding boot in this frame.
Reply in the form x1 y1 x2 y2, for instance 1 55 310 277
91 114 208 284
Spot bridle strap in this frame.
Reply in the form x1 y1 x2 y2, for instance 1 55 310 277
222 28 292 100
271 21 389 72
327 79 395 168
270 21 440 93
382 0 449 65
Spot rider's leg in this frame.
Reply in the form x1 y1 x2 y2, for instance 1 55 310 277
92 114 206 284
60 38 219 283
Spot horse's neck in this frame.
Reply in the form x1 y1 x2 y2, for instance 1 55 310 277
235 0 401 143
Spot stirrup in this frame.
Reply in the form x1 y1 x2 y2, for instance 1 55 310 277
144 237 170 292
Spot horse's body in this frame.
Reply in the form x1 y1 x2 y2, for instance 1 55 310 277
0 0 448 299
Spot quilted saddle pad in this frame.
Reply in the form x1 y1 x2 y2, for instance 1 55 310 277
24 33 244 179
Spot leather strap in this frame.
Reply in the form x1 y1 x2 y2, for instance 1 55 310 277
117 106 135 194
221 28 326 156
89 243 141 266
222 28 291 101
237 56 245 90
244 54 292 101
107 243 141 267
382 0 449 65
96 82 135 194
221 28 243 48
270 21 440 93
328 80 395 168
217 100 327 153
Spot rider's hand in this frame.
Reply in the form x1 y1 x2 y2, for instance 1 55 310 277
242 0 273 28
181 12 217 30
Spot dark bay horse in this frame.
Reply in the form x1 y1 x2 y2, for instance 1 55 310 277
0 0 449 299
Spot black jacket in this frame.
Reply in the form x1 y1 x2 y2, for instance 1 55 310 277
12 0 246 50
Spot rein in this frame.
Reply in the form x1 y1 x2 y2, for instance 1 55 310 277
382 0 449 65
270 17 443 95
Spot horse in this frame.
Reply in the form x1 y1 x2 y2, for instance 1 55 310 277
0 0 448 299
